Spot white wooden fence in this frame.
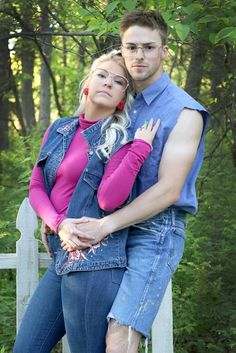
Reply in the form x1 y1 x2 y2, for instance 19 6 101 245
0 197 173 353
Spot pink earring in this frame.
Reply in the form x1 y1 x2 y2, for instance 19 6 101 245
116 101 125 110
83 87 89 96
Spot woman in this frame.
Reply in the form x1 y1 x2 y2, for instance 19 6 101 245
13 50 159 353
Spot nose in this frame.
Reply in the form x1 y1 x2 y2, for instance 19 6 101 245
135 47 144 60
104 74 113 87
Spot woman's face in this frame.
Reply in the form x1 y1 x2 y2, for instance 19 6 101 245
87 60 128 110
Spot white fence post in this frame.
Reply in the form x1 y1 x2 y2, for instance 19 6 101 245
152 280 174 353
15 197 39 332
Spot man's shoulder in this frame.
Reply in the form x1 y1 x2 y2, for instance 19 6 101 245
165 80 206 112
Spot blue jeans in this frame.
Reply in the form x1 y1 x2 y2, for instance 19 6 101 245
13 262 124 353
108 208 186 337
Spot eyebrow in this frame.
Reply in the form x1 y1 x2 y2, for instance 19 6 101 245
123 41 157 45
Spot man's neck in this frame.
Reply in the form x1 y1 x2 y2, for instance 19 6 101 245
135 69 164 93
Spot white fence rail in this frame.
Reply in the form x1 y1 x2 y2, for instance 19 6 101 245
0 197 173 353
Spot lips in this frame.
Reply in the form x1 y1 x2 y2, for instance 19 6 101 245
97 90 112 97
132 64 147 68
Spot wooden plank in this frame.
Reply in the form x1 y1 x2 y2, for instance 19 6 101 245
0 253 16 269
39 253 51 267
0 253 51 269
152 281 173 353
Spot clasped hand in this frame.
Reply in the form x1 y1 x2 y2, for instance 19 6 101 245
58 217 106 252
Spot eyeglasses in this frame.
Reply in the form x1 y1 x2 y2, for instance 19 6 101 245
122 43 162 57
92 68 129 91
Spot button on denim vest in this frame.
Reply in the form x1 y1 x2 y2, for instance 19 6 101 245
37 116 133 274
130 72 210 214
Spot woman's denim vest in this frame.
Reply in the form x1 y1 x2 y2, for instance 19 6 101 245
37 116 133 274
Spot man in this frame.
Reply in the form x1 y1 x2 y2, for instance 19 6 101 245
68 10 209 353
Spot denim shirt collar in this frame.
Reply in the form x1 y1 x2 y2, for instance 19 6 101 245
56 115 108 145
82 117 107 139
137 71 170 106
57 117 79 136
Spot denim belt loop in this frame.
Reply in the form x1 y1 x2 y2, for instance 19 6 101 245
171 208 176 226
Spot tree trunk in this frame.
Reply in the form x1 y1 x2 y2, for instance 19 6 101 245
61 36 67 109
209 44 236 167
39 1 51 130
0 26 11 150
185 41 207 99
19 5 36 130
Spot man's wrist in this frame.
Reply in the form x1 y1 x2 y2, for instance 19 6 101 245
101 215 118 235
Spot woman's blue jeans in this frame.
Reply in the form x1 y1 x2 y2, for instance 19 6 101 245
13 262 124 353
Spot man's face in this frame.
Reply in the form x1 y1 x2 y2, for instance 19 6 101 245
121 25 168 91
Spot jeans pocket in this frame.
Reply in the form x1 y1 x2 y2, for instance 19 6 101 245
111 268 125 285
167 227 186 273
172 224 186 240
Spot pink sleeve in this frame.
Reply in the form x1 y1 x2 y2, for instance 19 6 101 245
97 139 152 211
29 128 66 232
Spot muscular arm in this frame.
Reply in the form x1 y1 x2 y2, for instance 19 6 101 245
104 109 203 229
73 109 204 245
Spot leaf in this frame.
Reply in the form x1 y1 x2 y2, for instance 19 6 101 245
123 0 137 11
215 27 236 42
198 15 218 24
105 1 119 17
168 42 179 54
209 32 217 44
175 23 190 41
162 10 172 23
183 3 203 15
189 22 198 34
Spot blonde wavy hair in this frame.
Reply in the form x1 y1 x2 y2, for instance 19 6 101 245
74 50 134 159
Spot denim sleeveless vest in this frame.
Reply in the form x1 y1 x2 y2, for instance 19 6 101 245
130 72 210 214
37 116 133 274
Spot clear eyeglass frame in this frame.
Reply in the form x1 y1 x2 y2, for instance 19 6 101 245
92 68 129 91
122 44 162 57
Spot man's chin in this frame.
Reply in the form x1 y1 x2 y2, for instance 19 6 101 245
130 71 147 81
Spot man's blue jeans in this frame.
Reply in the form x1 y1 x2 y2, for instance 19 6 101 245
13 262 124 353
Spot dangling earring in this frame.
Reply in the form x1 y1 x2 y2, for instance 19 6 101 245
116 101 125 110
83 87 89 96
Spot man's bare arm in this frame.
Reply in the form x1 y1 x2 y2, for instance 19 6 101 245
103 109 203 229
62 109 204 250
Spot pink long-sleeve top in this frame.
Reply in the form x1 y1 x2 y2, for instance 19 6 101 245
29 115 152 233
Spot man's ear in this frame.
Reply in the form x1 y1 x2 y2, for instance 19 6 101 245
161 45 169 60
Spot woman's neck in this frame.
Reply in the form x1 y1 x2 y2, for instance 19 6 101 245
84 103 114 122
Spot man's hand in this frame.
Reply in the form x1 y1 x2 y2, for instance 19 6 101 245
58 218 95 251
61 217 110 251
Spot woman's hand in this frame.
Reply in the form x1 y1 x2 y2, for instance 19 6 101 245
58 218 95 251
134 118 160 146
40 221 51 257
61 217 109 251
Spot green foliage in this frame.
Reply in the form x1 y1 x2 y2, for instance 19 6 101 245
173 133 236 353
0 129 42 252
0 272 16 352
0 1 235 352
